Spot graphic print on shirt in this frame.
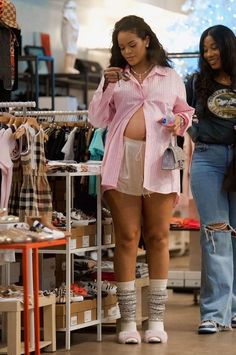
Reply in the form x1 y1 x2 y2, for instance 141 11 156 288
208 89 236 119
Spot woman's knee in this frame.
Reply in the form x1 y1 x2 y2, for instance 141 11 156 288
115 227 140 249
144 229 169 249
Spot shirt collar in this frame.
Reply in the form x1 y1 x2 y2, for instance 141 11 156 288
152 65 168 76
124 64 168 76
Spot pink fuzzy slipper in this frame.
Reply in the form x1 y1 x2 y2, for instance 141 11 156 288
143 329 168 343
118 330 141 344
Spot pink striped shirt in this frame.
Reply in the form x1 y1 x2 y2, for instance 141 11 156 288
88 65 194 195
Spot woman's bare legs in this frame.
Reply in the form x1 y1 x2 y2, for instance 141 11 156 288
104 189 142 343
142 192 176 343
104 190 175 343
104 189 142 281
142 192 176 279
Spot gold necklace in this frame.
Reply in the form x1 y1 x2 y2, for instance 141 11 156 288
130 65 153 83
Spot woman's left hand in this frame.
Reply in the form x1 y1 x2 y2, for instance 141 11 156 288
164 115 184 135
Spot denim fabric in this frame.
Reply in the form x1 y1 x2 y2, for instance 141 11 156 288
190 142 236 327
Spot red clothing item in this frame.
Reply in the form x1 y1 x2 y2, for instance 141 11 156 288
170 217 200 230
89 66 194 196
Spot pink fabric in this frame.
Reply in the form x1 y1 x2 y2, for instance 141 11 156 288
118 330 141 344
144 329 168 343
89 66 194 196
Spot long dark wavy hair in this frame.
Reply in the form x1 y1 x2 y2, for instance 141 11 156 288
109 15 172 69
196 24 236 107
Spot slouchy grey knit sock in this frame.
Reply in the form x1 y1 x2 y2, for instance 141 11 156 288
148 279 168 331
116 281 137 332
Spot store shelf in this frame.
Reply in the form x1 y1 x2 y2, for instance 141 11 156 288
41 245 99 254
57 319 100 332
18 55 55 109
17 70 101 109
0 341 52 355
45 169 102 350
101 243 115 250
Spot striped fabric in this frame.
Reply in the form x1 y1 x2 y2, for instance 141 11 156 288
0 1 4 17
8 157 23 216
89 66 194 196
9 125 53 222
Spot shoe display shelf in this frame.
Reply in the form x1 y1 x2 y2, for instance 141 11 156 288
43 170 102 351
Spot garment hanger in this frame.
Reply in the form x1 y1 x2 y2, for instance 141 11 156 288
0 112 15 124
14 117 48 141
13 117 24 128
25 116 41 130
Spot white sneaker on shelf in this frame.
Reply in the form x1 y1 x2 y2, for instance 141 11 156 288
80 281 97 294
30 220 65 240
102 208 112 224
71 295 84 302
80 280 117 295
102 281 117 295
71 209 96 226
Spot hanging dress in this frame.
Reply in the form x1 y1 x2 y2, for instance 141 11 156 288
18 124 52 221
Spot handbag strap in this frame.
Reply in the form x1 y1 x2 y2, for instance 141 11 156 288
169 134 178 147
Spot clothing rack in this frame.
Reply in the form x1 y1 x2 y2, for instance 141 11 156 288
12 109 89 124
0 101 36 117
0 101 36 108
0 99 38 349
12 109 88 117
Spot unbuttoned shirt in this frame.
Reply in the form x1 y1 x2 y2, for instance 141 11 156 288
88 65 194 195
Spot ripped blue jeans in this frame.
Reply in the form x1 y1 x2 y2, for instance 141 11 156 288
190 142 236 327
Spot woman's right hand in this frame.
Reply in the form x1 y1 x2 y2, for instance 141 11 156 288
103 67 123 84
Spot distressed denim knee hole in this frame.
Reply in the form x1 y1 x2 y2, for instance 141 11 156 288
203 223 236 252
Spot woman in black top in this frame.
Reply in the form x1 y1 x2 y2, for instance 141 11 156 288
186 24 236 334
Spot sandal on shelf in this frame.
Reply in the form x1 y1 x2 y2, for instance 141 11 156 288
0 215 19 224
118 330 141 344
143 329 168 343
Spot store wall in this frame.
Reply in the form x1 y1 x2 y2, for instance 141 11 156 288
14 0 186 72
14 0 67 72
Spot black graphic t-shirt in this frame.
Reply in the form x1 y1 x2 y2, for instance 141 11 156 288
198 82 236 144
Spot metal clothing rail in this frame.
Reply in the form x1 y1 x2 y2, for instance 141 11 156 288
168 52 199 59
12 109 88 117
0 101 36 108
12 109 89 123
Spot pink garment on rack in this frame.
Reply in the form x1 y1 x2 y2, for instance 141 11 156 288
0 127 15 209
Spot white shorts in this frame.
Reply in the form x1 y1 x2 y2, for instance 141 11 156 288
116 137 153 196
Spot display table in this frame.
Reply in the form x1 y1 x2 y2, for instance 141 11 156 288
0 295 56 355
0 238 67 355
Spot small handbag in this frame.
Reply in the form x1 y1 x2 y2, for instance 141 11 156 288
162 137 186 170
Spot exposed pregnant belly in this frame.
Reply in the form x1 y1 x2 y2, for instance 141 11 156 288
124 106 146 140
